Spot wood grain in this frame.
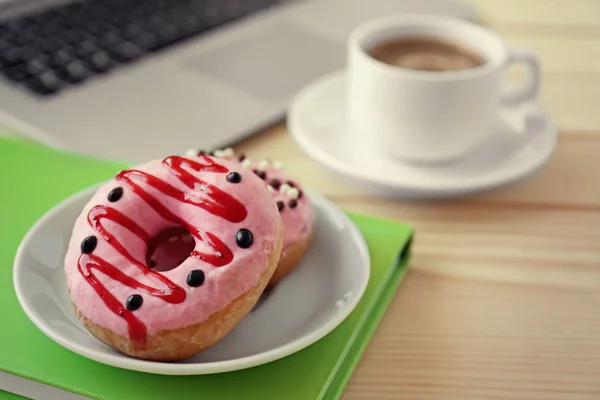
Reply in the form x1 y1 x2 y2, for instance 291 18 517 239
230 0 600 398
1 0 595 397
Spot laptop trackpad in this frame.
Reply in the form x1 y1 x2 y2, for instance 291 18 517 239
184 23 345 103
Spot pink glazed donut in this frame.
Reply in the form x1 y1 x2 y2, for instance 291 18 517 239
64 155 283 361
186 147 316 287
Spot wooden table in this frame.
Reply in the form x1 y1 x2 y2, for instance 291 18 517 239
1 0 597 398
232 1 600 398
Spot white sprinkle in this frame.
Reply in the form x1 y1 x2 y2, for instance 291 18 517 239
267 185 274 193
257 159 271 171
222 148 234 157
273 161 284 169
216 251 222 258
280 183 291 194
287 187 299 200
185 148 198 156
213 149 225 157
241 159 252 168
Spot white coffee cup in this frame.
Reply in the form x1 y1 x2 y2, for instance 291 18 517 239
347 14 542 163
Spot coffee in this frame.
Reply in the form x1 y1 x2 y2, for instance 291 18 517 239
368 36 484 72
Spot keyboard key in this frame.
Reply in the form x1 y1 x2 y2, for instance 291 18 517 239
123 23 146 40
26 57 48 76
25 71 63 95
4 63 29 82
156 23 180 43
143 15 165 32
40 22 61 36
34 37 62 53
60 60 91 82
100 31 122 50
0 48 23 67
76 40 99 57
19 46 40 62
180 14 207 34
51 48 76 68
107 14 129 26
56 28 89 45
85 21 113 36
12 31 37 47
4 19 24 33
87 51 114 73
132 32 158 50
223 1 243 18
0 38 11 54
111 41 145 62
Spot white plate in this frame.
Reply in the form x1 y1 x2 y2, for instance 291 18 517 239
13 186 370 375
288 70 558 198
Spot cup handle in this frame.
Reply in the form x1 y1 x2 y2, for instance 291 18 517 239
501 47 542 107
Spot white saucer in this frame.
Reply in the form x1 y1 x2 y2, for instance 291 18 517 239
288 70 558 198
13 186 370 375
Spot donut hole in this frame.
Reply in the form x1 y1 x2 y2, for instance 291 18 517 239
146 227 195 272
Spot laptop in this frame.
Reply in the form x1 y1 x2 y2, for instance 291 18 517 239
0 0 475 163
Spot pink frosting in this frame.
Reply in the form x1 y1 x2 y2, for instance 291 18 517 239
258 166 314 256
203 149 315 258
64 155 282 340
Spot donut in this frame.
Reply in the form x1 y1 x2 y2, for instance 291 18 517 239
64 154 283 361
186 147 316 288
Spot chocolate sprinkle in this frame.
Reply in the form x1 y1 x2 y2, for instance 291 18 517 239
298 190 303 199
198 150 206 155
253 169 266 180
286 180 295 187
238 153 246 162
81 236 97 254
236 229 254 248
226 171 242 183
289 199 298 209
186 269 205 287
277 201 285 211
270 179 281 190
126 294 143 311
107 187 123 202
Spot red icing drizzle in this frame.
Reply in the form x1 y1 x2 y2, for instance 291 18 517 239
77 155 247 348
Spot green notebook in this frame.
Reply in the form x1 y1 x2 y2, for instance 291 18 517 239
0 137 413 400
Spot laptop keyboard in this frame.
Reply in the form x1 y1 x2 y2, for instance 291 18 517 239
0 0 281 97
